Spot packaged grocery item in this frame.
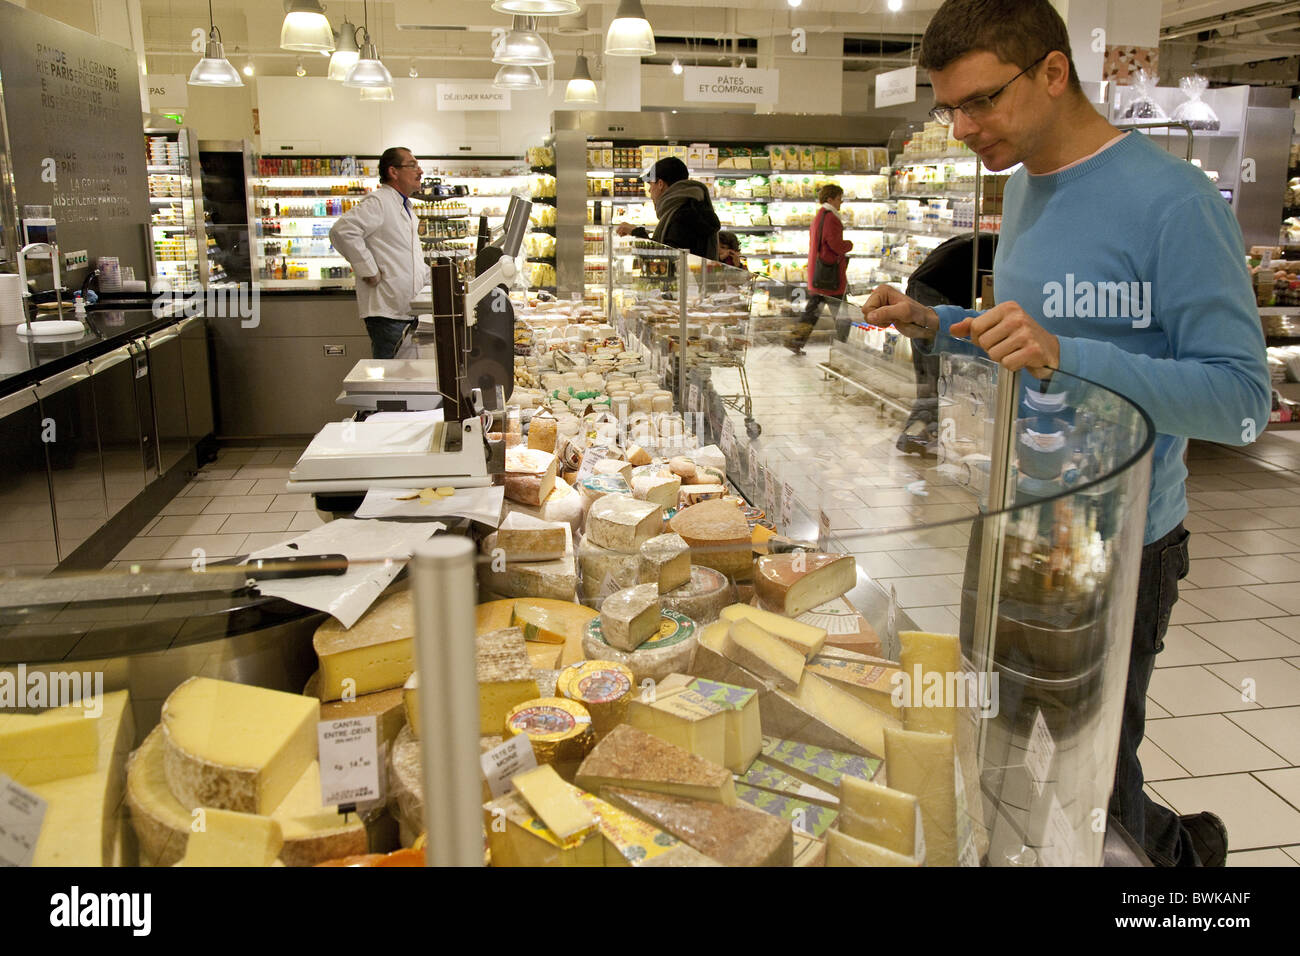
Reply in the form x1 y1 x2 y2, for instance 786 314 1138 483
1171 74 1220 131
1123 70 1168 121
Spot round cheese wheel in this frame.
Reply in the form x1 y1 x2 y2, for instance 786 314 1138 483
669 498 754 581
660 565 734 626
578 537 641 604
556 660 634 738
581 610 698 684
504 697 595 766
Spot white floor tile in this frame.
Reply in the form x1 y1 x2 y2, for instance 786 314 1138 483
1146 699 1172 719
249 478 293 496
1227 848 1298 866
218 512 295 535
903 605 960 634
268 494 317 513
149 513 229 537
1177 587 1287 621
1257 507 1300 526
235 465 293 480
1147 666 1259 716
1188 535 1246 560
240 531 299 553
192 467 241 481
1286 846 1300 864
1144 715 1287 775
1182 513 1229 533
1156 626 1233 667
1189 619 1300 660
1188 491 1257 511
853 551 908 580
1225 707 1300 764
1255 767 1300 813
1147 774 1300 850
1223 553 1300 583
161 533 250 560
1263 617 1300 642
1205 659 1300 708
183 478 255 497
1184 558 1262 589
1168 601 1215 626
159 495 211 516
1137 738 1188 781
874 574 963 609
287 512 325 532
1207 530 1298 555
115 536 178 561
890 547 968 576
201 495 276 515
1243 583 1300 615
1240 488 1300 508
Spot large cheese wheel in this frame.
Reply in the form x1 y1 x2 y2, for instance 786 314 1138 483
660 566 735 626
669 499 753 581
754 553 857 618
582 610 698 684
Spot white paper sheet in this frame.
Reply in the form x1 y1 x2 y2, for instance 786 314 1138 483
247 519 445 628
354 485 505 528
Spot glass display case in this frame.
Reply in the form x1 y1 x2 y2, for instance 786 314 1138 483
144 128 204 291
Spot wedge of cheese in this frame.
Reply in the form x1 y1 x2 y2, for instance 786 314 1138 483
826 829 921 867
510 764 598 842
578 537 641 598
723 618 806 690
627 688 728 767
161 677 319 815
496 512 569 563
754 552 857 617
484 790 603 867
476 627 542 735
679 677 761 772
312 588 415 701
775 674 898 758
639 532 691 594
526 642 564 670
721 603 827 660
30 690 133 867
839 776 919 857
575 724 735 806
669 499 753 580
179 808 283 867
884 726 957 866
317 686 406 746
599 583 661 652
0 702 100 785
805 656 903 716
587 494 663 553
268 759 368 866
601 786 793 867
593 458 634 483
477 598 597 670
632 473 682 511
503 447 557 506
478 524 577 602
899 630 962 736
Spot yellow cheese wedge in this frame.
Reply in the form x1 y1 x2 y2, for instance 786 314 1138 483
627 689 728 767
179 808 283 867
723 618 806 690
476 628 542 735
484 790 604 866
0 703 100 785
899 631 962 736
839 776 918 857
477 597 597 669
721 603 827 660
318 686 406 746
312 589 416 701
884 726 957 866
575 724 735 806
30 690 133 866
161 677 320 815
826 829 921 867
510 764 598 842
775 674 899 758
805 657 903 716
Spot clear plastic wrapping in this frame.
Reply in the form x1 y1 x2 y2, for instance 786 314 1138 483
1171 74 1220 130
1123 70 1168 121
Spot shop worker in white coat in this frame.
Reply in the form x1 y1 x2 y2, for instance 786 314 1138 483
329 147 424 359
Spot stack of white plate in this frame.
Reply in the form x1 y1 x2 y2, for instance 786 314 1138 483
0 274 25 326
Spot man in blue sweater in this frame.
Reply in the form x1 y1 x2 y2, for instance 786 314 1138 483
866 0 1270 866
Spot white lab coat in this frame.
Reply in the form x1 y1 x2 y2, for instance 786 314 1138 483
328 184 423 320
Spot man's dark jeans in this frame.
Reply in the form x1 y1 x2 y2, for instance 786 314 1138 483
365 315 417 359
1109 521 1202 866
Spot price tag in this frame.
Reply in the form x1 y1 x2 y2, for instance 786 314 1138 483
780 481 795 529
688 384 700 415
721 417 736 456
817 508 832 551
1039 793 1077 867
317 716 381 808
480 734 538 798
1025 709 1056 796
748 444 760 482
0 775 46 867
764 468 777 516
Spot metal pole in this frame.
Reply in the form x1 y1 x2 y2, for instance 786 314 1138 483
971 158 982 308
678 248 689 412
411 536 483 866
606 222 614 324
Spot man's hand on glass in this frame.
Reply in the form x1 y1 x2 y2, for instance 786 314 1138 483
862 284 938 341
951 303 1060 380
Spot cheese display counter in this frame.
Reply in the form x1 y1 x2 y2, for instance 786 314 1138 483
0 265 1153 867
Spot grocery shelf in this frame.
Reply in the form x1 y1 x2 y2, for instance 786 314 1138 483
893 151 977 166
147 164 183 173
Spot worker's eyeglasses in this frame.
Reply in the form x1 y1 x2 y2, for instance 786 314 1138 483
928 53 1049 126
395 162 422 170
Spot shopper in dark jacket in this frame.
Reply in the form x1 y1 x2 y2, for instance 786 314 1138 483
788 183 854 354
618 157 720 261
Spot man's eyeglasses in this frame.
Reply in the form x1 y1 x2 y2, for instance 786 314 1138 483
928 52 1050 126
394 162 422 169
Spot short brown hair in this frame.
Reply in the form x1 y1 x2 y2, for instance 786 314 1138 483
817 183 844 204
379 147 411 185
919 0 1081 93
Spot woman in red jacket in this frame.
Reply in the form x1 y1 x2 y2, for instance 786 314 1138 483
788 183 853 355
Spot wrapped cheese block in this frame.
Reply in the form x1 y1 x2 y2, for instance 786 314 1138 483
504 697 596 774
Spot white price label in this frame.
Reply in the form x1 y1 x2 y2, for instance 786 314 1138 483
480 734 538 798
764 468 778 516
748 444 760 482
317 716 381 807
1025 709 1056 796
721 418 736 456
1039 793 1077 867
0 775 47 867
688 384 700 414
780 481 795 528
817 509 832 551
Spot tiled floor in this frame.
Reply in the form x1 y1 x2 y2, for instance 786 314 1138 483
108 336 1300 865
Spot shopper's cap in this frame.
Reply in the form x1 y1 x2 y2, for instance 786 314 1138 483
641 156 689 184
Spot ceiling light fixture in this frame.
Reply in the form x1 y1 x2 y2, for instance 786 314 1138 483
280 0 334 53
493 63 542 90
188 0 243 87
493 16 554 66
409 62 419 78
564 52 598 103
671 57 683 75
296 58 307 76
888 0 903 10
605 0 655 57
360 85 393 101
490 0 580 14
243 61 255 77
328 18 361 81
788 0 802 7
344 3 393 88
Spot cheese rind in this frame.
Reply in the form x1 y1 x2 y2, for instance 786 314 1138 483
478 524 577 602
476 627 542 735
754 552 857 618
723 618 806 690
179 808 283 867
578 537 641 599
587 494 663 553
503 447 557 506
721 603 827 660
660 566 733 625
638 532 691 594
601 786 793 867
599 583 661 652
883 726 957 866
312 589 415 701
826 829 921 867
575 724 735 806
161 677 319 815
632 473 682 511
681 677 761 773
582 610 699 684
316 686 406 745
496 512 568 562
669 499 753 580
477 598 597 670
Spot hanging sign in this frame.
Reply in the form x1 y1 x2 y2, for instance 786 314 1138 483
682 67 780 104
147 75 189 110
875 65 917 108
437 83 512 111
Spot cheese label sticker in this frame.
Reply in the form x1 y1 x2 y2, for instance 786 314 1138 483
507 702 584 740
688 383 700 414
780 481 795 528
573 790 681 865
738 760 838 805
480 734 538 799
798 598 869 636
733 783 839 838
317 716 381 808
560 661 633 704
687 677 756 710
748 444 760 483
0 774 46 867
721 417 736 456
761 737 883 788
